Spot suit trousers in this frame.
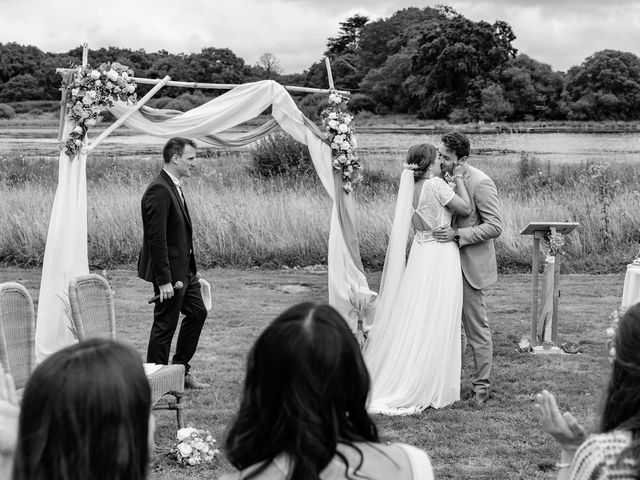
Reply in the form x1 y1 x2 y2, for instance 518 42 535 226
147 270 207 375
461 275 492 394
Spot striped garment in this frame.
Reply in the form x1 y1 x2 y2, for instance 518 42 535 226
570 430 638 480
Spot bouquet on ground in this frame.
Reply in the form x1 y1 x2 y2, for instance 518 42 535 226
63 61 137 157
320 90 362 193
172 427 220 466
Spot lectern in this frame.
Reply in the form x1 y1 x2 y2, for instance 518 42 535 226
521 222 579 352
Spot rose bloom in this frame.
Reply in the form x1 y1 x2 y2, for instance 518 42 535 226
126 84 136 93
338 123 349 133
331 142 340 150
333 134 344 144
84 118 97 127
90 70 100 79
328 112 338 119
71 88 80 97
95 80 102 87
82 95 93 105
328 119 339 129
340 141 351 150
178 442 193 456
329 93 341 104
177 427 198 441
73 125 83 134
344 116 352 125
106 69 119 81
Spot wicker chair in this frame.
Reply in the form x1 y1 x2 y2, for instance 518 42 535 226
0 282 36 394
68 274 185 428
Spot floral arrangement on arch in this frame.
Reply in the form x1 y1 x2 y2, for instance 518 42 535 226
320 90 361 193
63 62 137 157
172 427 220 467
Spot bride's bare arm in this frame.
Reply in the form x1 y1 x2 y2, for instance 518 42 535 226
446 164 471 215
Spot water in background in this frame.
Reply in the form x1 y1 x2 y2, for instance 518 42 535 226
2 128 640 165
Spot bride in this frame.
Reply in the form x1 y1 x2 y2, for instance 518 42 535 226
364 142 471 415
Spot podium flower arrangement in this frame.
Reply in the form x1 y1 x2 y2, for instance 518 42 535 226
320 91 361 193
63 62 137 157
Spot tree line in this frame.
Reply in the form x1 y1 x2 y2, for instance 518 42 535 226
1 6 639 122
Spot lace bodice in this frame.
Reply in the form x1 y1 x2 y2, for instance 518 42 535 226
413 177 454 231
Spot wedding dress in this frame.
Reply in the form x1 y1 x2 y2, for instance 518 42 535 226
364 171 462 415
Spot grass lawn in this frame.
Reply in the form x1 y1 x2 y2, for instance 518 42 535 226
2 266 625 479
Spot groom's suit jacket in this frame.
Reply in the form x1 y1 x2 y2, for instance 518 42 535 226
454 165 502 290
138 170 196 287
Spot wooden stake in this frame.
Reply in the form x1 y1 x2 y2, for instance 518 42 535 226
54 69 349 95
530 233 541 347
86 75 171 153
82 43 88 67
325 57 335 90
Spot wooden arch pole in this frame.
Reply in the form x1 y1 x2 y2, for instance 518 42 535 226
325 57 335 90
86 75 172 153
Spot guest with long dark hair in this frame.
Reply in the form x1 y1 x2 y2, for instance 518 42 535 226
536 302 640 479
4 338 153 480
223 301 433 480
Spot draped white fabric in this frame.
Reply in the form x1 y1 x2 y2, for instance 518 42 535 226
36 80 374 360
35 121 89 361
364 169 414 331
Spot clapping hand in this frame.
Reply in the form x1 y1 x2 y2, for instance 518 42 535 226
535 390 587 451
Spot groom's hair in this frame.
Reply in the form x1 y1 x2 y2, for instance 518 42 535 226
442 131 470 159
225 301 379 479
163 137 197 163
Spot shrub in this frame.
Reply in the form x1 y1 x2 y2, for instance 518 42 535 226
0 104 16 119
249 131 314 178
28 108 44 117
349 93 376 113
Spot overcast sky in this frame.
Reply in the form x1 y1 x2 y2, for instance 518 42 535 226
1 0 639 75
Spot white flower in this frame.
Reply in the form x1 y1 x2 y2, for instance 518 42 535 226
187 457 198 466
329 93 341 104
90 70 100 79
71 88 80 97
75 139 83 146
338 154 347 164
350 137 357 148
95 80 102 86
178 442 193 457
340 141 351 151
126 84 136 93
328 119 339 129
606 327 616 338
73 125 83 134
331 142 340 150
328 112 338 119
177 427 198 441
344 115 352 125
338 123 349 133
84 118 97 127
194 441 209 452
334 134 345 144
122 71 129 79
106 69 119 81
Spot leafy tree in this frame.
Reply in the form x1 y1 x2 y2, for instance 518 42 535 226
410 11 517 119
479 83 513 121
360 53 415 113
564 49 640 120
326 14 369 56
0 74 42 101
500 54 565 120
256 53 283 79
187 47 248 84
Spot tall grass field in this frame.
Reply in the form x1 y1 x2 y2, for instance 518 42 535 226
0 141 639 272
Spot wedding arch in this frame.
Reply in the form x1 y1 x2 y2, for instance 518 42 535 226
36 47 376 361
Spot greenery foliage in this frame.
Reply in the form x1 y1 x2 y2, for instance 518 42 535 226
0 103 16 119
248 131 315 179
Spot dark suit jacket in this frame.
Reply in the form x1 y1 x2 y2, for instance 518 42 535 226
138 170 196 286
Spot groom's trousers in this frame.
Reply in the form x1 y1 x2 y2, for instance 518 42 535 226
460 275 493 394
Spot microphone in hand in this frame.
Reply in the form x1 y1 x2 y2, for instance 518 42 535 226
148 281 184 304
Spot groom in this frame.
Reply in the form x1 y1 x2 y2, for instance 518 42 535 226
433 131 502 405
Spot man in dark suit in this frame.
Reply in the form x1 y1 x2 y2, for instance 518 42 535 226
138 137 209 389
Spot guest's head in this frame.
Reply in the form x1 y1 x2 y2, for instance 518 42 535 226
601 302 640 434
405 143 439 180
12 338 152 480
225 302 378 480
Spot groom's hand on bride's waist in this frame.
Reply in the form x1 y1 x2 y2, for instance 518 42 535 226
433 226 455 242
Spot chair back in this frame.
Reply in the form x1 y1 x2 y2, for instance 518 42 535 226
0 282 36 389
68 274 116 340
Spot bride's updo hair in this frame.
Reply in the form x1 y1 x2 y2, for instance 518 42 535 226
405 143 437 180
